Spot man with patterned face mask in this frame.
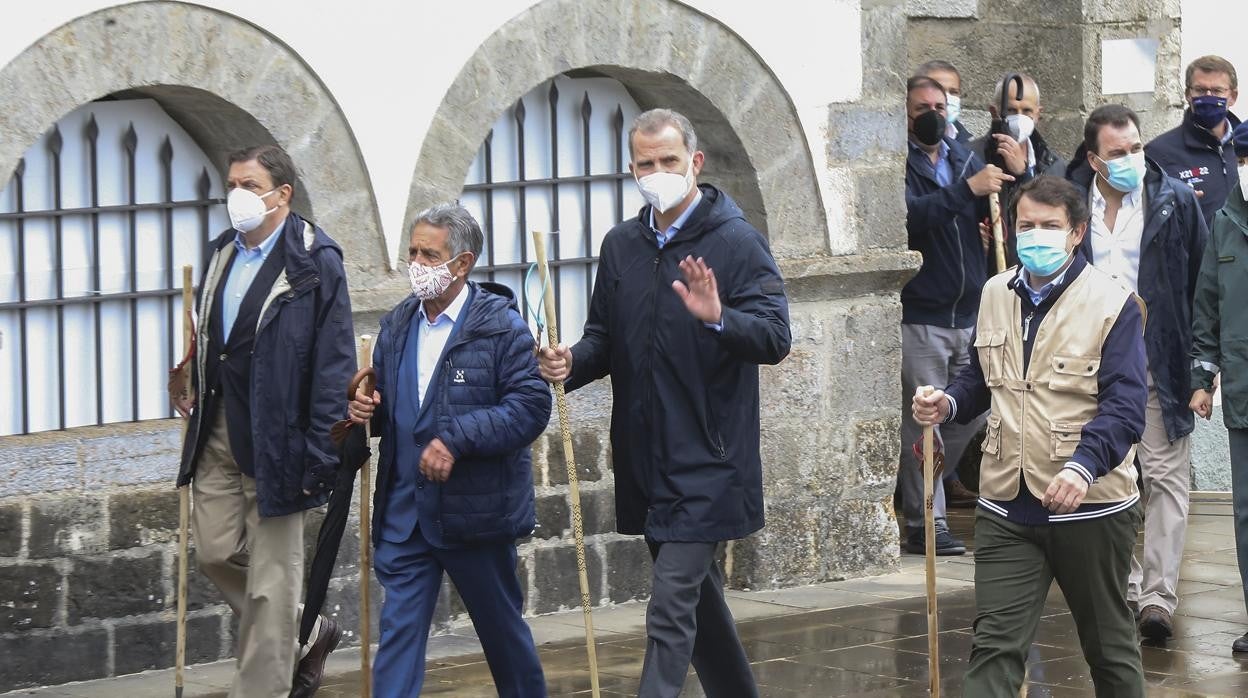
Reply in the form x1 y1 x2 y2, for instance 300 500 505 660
1147 55 1241 226
537 108 791 697
1067 104 1209 643
173 144 355 698
348 203 550 696
914 174 1148 697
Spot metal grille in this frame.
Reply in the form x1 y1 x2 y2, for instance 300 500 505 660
0 101 226 435
460 75 643 341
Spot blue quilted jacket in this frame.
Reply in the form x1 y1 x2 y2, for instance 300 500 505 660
370 281 550 546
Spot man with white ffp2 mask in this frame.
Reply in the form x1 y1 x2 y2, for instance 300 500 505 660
172 144 355 698
538 108 791 698
1066 104 1209 645
970 74 1068 267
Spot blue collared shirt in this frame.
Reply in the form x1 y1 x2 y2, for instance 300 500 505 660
221 228 281 338
648 188 703 248
1019 266 1069 306
907 139 953 187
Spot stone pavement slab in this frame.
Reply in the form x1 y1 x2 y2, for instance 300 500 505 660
7 505 1248 697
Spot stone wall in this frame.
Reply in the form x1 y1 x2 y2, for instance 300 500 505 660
0 378 656 692
906 0 1183 162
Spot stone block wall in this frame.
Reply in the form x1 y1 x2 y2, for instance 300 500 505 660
0 381 653 692
906 0 1183 163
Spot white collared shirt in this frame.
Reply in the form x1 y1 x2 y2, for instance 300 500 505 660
1088 182 1146 292
415 283 470 406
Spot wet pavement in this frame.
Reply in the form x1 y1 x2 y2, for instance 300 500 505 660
10 500 1247 697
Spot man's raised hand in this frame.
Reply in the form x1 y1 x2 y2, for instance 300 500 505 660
672 255 722 325
967 164 1016 197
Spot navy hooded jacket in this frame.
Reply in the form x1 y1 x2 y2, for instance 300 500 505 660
178 213 356 518
566 185 791 543
1066 148 1209 442
1146 109 1242 227
903 136 989 329
369 281 550 547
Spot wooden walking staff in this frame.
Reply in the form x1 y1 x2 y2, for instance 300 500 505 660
920 385 941 696
175 265 193 698
531 229 601 697
989 193 1008 274
356 334 375 698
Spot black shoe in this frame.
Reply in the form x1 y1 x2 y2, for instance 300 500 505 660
905 529 966 556
1232 633 1248 653
290 616 341 698
1138 605 1173 642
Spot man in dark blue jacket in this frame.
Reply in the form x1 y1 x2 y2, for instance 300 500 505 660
900 76 1014 554
1146 55 1241 226
1067 104 1208 642
538 108 791 698
349 204 550 697
173 145 355 698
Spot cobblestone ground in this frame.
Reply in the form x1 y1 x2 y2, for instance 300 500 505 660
7 501 1247 697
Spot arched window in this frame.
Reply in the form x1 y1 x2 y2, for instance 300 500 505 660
0 99 228 436
459 74 644 343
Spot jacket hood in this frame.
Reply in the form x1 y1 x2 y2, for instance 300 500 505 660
382 281 525 344
635 184 747 243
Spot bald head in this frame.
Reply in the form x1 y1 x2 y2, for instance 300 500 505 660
990 74 1042 122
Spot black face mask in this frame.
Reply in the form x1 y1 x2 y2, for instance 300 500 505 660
913 110 947 147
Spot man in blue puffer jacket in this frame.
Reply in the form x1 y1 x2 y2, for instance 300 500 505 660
349 204 551 697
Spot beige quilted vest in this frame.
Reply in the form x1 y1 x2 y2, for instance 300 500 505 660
973 265 1140 504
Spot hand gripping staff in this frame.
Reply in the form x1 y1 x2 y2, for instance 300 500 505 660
530 230 601 697
920 386 941 696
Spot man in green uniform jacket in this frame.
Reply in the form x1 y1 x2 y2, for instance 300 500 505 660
1190 120 1248 655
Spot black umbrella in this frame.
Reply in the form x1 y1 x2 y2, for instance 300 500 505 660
300 368 374 647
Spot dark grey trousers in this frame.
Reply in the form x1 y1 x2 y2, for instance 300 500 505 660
638 541 757 698
1228 428 1248 618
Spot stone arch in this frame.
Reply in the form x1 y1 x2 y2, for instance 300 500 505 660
405 0 827 261
0 1 388 286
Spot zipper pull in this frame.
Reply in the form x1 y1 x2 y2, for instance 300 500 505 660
1023 312 1035 341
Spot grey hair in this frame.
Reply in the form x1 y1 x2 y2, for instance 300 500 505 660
628 108 698 157
412 203 484 259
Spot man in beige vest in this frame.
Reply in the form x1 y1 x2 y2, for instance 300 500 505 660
914 175 1147 696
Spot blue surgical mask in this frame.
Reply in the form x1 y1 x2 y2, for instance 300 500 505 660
1095 151 1146 193
946 94 962 125
1016 227 1071 277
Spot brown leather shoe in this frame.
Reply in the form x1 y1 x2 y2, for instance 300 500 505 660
946 480 979 508
290 616 341 698
1138 605 1173 642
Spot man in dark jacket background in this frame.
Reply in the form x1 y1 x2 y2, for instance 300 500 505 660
1146 55 1241 226
349 204 551 697
538 108 791 698
172 145 355 698
918 59 974 145
970 73 1068 266
900 76 1014 553
1067 104 1209 642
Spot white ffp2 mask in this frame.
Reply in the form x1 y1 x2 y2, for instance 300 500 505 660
227 188 278 233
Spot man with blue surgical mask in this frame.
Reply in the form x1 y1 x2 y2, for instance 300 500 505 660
914 175 1148 695
1067 104 1209 644
1147 55 1241 226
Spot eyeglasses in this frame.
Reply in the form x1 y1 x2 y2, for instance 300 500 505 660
1189 86 1231 97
